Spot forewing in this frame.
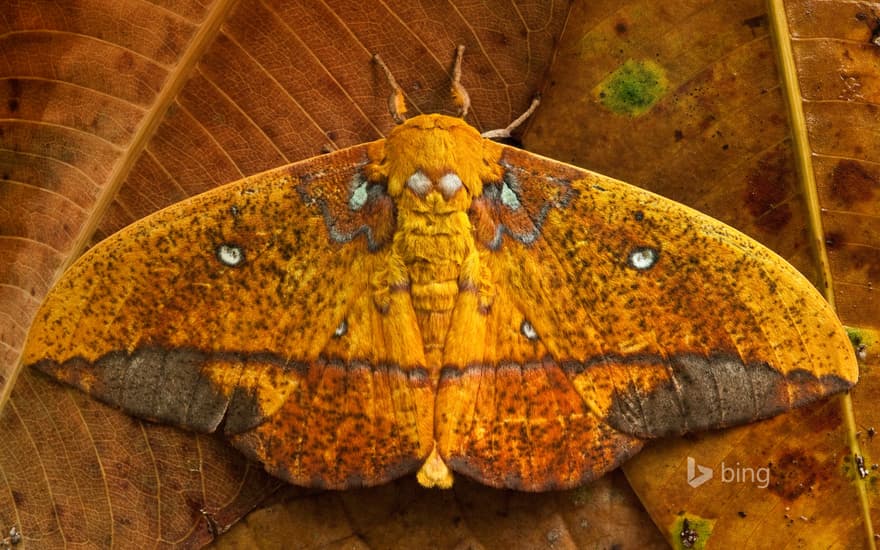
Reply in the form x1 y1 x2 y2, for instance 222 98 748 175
437 146 857 490
23 144 433 489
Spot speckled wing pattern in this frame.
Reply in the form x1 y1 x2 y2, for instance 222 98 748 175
24 130 857 492
435 146 856 490
25 144 434 489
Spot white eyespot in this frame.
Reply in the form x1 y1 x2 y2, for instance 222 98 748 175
216 244 245 267
405 170 432 196
437 172 463 199
349 177 369 211
520 319 539 341
500 181 521 210
627 246 659 270
333 319 348 338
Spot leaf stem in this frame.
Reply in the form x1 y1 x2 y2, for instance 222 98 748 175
766 0 834 305
768 2 875 547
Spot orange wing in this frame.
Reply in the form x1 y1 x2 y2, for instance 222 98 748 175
436 146 857 490
24 145 433 489
25 136 857 492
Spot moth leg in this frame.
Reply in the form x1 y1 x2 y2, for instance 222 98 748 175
371 249 409 313
480 95 541 139
451 44 471 118
373 53 408 124
459 245 494 312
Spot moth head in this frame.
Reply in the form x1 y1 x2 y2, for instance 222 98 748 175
374 114 504 209
368 46 506 208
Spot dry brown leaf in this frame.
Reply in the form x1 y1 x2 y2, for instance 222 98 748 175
526 0 877 547
216 473 667 549
2 0 875 548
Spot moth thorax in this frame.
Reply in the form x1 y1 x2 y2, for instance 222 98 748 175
394 208 472 271
397 233 469 311
392 205 477 355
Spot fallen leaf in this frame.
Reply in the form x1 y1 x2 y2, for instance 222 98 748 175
525 0 877 546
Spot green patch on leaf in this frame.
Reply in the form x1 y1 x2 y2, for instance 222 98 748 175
847 327 865 347
594 59 668 116
670 514 715 550
846 326 875 363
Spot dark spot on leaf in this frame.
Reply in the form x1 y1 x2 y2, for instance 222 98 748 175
848 244 880 282
767 450 821 500
802 398 843 433
674 129 683 141
7 78 21 103
744 148 793 233
824 231 843 250
115 51 135 71
829 159 876 207
489 29 509 47
615 21 628 35
742 14 767 30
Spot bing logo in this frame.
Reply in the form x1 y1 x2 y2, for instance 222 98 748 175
687 457 770 489
687 457 713 488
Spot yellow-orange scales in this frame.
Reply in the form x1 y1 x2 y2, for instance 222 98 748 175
24 49 856 491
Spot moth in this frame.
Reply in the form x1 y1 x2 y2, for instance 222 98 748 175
24 47 857 491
